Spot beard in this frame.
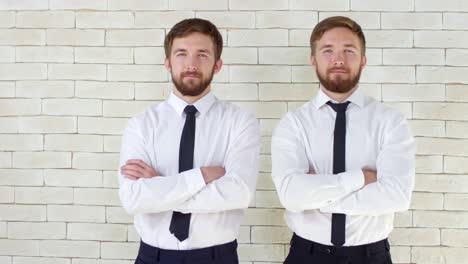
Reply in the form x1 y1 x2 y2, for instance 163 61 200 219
172 67 215 97
316 65 362 94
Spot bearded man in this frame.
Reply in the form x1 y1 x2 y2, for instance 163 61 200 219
271 16 415 264
118 18 259 264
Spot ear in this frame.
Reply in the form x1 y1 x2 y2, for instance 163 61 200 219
310 55 317 70
360 54 367 69
213 58 223 74
164 57 171 72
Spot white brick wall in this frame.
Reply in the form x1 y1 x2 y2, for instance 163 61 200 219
0 1 466 264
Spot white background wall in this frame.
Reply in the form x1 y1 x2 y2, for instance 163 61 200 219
0 0 467 263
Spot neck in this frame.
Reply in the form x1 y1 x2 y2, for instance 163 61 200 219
173 86 211 104
321 85 358 103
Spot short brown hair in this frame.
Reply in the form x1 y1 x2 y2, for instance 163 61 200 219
164 18 223 61
310 16 366 55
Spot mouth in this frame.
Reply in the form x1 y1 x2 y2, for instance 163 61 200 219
329 68 347 74
182 72 201 79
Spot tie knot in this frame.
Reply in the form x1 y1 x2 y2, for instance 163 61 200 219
184 105 198 115
327 101 350 113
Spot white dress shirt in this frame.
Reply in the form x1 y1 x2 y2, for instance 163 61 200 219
271 88 415 246
119 91 260 250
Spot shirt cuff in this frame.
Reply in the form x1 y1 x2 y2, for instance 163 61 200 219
339 169 365 194
180 168 206 194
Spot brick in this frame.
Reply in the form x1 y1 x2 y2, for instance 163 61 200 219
0 257 9 264
444 13 468 30
106 29 165 46
48 64 106 81
108 65 167 82
0 135 42 151
0 64 47 81
390 246 411 264
366 30 413 48
0 117 17 133
251 226 291 244
0 169 43 186
416 0 468 11
0 205 46 221
256 11 317 29
0 222 5 237
103 101 154 117
290 0 349 11
195 11 253 28
414 103 468 121
18 116 76 134
444 156 468 173
106 206 132 224
230 0 287 10
49 0 106 10
1 152 14 168
259 83 314 101
445 194 468 211
45 134 103 152
212 64 228 82
101 242 139 259
242 208 285 226
103 171 120 188
259 120 279 137
319 12 380 29
0 239 39 256
255 190 281 208
211 83 258 101
16 81 74 98
75 47 133 64
15 187 73 204
42 99 102 116
394 211 412 227
76 11 134 29
134 83 167 100
13 152 71 169
390 228 440 246
259 47 309 65
415 155 443 173
68 223 127 241
0 0 48 10
0 46 14 62
446 49 468 66
134 47 165 64
0 11 14 28
0 29 45 45
351 0 413 11
230 66 290 83
410 192 444 210
228 29 288 47
415 174 468 193
415 211 468 228
135 11 194 28
0 186 13 203
382 13 441 29
383 49 444 65
238 244 285 262
47 29 104 46
169 0 227 10
44 169 103 187
291 66 318 82
13 257 70 264
441 229 468 247
415 31 468 48
447 121 468 139
73 153 119 170
78 117 128 135
289 29 311 47
108 0 168 11
446 85 468 102
76 81 134 100
48 205 105 223
75 188 120 206
221 47 257 65
382 84 444 101
39 240 100 258
363 48 382 65
418 66 468 83
8 222 66 239
234 102 286 119
412 247 468 264
0 81 14 98
288 101 312 112
361 66 415 84
16 11 74 28
416 137 468 156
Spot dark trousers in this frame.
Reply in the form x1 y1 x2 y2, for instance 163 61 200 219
135 240 239 264
284 233 393 264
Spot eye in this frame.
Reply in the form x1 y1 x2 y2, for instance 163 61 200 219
323 49 332 54
198 53 208 58
345 49 355 54
176 53 186 57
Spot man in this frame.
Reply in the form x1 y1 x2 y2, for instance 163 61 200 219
118 18 259 264
271 16 415 264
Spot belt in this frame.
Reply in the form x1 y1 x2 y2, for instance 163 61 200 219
291 233 390 257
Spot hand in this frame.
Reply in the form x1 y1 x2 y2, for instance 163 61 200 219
200 166 225 184
120 159 160 180
362 169 377 186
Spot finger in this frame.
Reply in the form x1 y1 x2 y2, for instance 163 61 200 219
121 169 144 179
124 174 138 180
121 164 144 175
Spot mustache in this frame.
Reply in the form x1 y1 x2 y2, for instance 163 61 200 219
181 71 202 78
328 67 348 72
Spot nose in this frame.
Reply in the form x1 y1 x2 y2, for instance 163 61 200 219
332 52 345 67
184 55 198 71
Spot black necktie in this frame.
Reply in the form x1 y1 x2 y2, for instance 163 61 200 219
169 105 197 242
327 101 350 247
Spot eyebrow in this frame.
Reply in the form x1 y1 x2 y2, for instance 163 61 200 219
319 43 358 50
173 48 212 54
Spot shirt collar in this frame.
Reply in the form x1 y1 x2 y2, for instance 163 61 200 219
168 91 216 117
313 87 365 109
